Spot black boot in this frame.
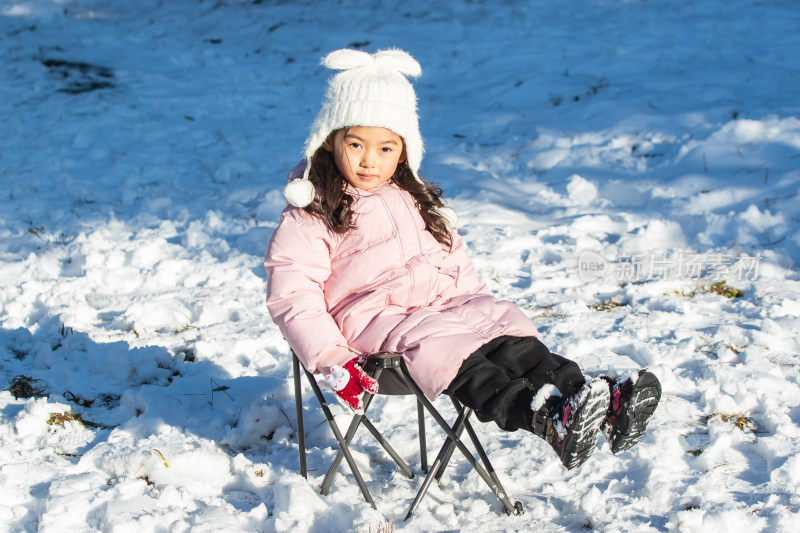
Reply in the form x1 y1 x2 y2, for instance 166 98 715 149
532 378 610 470
602 370 661 454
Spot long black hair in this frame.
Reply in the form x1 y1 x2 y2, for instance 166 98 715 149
303 130 453 249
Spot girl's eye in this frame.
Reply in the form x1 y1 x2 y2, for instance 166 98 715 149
381 147 393 152
348 142 361 149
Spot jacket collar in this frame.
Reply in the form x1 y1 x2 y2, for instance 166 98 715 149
345 180 398 198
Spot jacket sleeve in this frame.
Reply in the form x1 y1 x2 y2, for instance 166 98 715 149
264 208 359 374
441 229 491 297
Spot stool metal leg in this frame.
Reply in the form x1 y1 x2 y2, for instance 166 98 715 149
321 409 368 496
418 399 427 473
406 404 471 519
436 398 494 484
321 398 414 495
434 397 462 483
431 396 515 507
292 354 307 479
359 416 415 479
450 398 512 503
320 369 414 496
304 367 376 510
393 364 518 518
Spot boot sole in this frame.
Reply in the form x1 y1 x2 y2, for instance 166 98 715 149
609 371 661 454
560 380 610 470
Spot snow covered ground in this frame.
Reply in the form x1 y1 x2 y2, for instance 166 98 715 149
1 0 799 531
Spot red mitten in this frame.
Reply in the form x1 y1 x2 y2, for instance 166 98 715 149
324 359 379 413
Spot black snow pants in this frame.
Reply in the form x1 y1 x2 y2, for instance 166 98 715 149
443 336 585 432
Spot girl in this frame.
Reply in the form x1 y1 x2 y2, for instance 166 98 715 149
264 48 660 470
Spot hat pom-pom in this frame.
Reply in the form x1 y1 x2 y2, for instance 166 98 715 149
284 179 315 208
433 206 458 231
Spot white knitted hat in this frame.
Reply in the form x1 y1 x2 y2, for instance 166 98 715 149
284 48 425 208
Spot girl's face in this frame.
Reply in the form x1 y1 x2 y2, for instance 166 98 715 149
323 126 406 191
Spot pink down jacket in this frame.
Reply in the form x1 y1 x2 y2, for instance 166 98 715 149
264 174 539 399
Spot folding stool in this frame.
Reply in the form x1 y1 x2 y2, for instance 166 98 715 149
292 350 524 520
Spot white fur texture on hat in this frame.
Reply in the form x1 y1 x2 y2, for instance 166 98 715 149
284 48 424 208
